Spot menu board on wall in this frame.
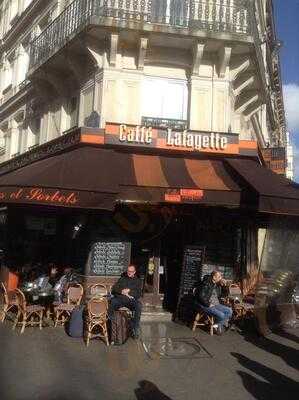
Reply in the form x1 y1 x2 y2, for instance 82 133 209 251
178 246 205 300
176 246 205 323
90 242 131 276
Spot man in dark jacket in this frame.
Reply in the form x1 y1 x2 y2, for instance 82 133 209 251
109 265 142 338
194 270 232 335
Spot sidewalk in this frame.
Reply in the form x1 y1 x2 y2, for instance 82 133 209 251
0 320 298 400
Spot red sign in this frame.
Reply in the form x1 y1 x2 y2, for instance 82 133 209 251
0 188 78 206
165 189 204 203
180 189 204 200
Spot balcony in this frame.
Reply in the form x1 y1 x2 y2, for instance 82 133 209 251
29 0 253 72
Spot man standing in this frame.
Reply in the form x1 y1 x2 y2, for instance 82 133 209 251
194 270 232 335
109 265 142 338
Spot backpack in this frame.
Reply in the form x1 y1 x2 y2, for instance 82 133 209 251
66 305 84 338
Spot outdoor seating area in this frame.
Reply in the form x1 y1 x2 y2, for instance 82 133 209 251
0 269 257 342
0 277 112 345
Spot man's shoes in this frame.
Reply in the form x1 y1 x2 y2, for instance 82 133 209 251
225 322 236 332
131 328 140 339
216 326 223 336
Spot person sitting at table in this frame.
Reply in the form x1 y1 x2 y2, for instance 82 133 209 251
33 264 58 291
194 270 232 335
53 266 74 301
108 265 142 339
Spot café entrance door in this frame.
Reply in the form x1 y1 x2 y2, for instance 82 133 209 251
133 243 164 309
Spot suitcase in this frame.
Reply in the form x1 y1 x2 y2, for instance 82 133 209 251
110 310 130 345
66 305 84 338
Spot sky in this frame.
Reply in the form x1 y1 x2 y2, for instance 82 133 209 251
274 0 299 181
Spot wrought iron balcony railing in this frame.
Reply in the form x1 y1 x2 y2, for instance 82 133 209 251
29 0 252 70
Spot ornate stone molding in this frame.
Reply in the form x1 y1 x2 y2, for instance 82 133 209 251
109 34 119 68
192 41 206 76
137 37 148 71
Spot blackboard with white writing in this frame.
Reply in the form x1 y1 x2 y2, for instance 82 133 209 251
179 246 205 298
90 242 131 276
176 246 205 323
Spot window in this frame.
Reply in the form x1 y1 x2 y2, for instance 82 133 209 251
17 43 30 85
2 58 12 92
142 77 188 121
69 97 78 129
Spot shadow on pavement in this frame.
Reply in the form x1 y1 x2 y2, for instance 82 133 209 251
135 380 173 400
273 328 299 345
232 353 299 399
240 330 299 370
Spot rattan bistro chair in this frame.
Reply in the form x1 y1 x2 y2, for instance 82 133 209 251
192 288 215 336
54 283 83 327
88 284 108 298
85 297 109 346
13 289 45 333
0 283 19 323
192 308 215 335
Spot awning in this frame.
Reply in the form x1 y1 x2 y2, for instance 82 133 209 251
226 158 299 215
117 153 242 207
1 145 299 215
0 147 119 209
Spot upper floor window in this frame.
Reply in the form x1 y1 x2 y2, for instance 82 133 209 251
142 77 188 121
23 0 33 11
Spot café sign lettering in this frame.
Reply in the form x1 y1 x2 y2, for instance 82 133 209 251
0 188 78 206
111 124 231 152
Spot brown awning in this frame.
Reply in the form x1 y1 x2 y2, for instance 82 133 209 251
2 146 298 214
226 158 299 215
0 147 119 209
118 153 241 207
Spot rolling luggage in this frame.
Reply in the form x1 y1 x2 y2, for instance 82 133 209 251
66 305 84 338
110 310 130 345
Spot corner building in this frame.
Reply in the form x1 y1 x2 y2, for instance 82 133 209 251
0 1 297 312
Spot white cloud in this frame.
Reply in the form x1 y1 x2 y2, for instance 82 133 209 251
283 83 299 133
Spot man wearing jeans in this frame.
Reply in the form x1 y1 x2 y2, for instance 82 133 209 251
194 270 232 335
109 265 142 339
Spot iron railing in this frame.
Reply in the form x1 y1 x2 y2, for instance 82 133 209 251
29 0 252 70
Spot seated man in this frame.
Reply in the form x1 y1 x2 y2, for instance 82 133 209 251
109 265 142 339
194 270 232 335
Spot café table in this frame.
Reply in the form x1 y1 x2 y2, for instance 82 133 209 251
21 287 56 324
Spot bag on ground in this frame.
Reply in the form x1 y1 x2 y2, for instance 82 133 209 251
66 305 84 338
109 310 130 345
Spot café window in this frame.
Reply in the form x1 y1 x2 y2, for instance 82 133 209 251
142 78 188 121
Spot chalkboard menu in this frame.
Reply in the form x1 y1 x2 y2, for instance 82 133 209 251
90 242 131 276
176 246 205 323
178 246 205 300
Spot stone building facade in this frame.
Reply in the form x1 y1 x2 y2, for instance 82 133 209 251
0 0 286 164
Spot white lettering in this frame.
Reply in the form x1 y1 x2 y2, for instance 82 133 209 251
174 132 182 147
220 136 228 149
166 128 173 145
117 125 230 151
118 125 153 145
202 135 210 148
119 125 127 142
165 130 229 151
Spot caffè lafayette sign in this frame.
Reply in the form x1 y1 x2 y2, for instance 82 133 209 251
105 123 238 153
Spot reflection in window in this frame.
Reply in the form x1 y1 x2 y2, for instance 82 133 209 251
142 78 188 121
